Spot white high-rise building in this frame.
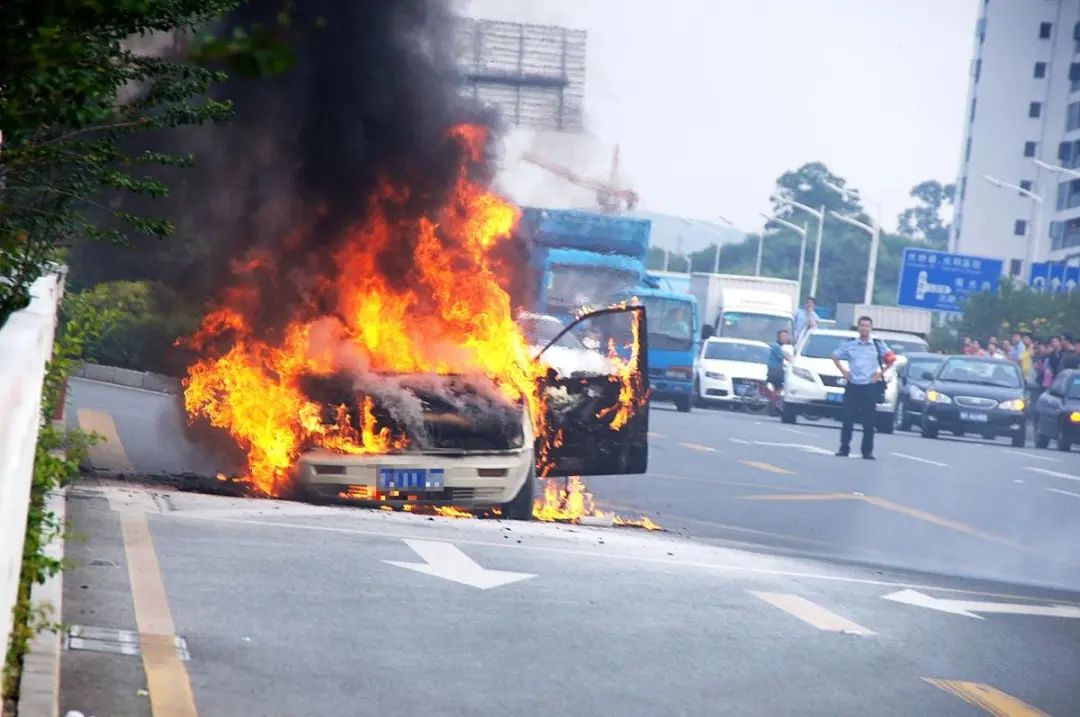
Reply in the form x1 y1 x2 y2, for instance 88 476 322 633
951 0 1080 277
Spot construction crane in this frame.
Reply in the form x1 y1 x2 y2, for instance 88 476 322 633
521 145 639 213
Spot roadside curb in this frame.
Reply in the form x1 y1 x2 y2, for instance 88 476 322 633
70 363 181 395
17 488 66 717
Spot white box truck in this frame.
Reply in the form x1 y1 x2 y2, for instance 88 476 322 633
834 303 932 338
690 273 798 344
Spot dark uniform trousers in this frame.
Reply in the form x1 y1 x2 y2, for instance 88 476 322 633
839 382 878 457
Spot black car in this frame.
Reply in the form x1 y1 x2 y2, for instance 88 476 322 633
1032 369 1080 452
920 356 1028 446
895 352 948 432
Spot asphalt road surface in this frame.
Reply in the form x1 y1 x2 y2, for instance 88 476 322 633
58 378 1080 716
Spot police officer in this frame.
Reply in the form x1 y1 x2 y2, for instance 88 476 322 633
831 315 890 460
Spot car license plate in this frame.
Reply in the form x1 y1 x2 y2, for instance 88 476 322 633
960 411 989 423
378 468 445 491
826 392 844 404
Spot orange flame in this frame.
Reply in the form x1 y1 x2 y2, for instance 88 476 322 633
183 124 544 496
532 475 661 530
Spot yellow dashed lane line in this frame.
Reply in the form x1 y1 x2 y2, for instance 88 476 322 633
923 679 1049 716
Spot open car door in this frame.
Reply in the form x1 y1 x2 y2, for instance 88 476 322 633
535 305 649 476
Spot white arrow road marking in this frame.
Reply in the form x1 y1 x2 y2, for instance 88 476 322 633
384 539 536 589
749 591 874 635
883 588 1080 620
1024 467 1080 483
889 452 947 467
752 441 833 456
1045 486 1080 500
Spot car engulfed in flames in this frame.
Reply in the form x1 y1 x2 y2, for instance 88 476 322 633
181 124 649 519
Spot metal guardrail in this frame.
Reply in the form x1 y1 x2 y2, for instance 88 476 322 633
70 363 182 395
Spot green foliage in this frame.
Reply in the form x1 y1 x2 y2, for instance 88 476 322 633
897 180 955 247
0 0 238 323
957 282 1080 342
74 280 201 374
3 291 108 704
190 2 301 78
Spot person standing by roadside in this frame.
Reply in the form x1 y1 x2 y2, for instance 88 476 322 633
987 337 1004 359
793 296 819 345
767 329 790 390
1048 336 1064 378
1063 335 1080 371
1018 333 1034 383
832 316 890 460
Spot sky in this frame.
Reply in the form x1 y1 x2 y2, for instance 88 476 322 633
458 0 980 240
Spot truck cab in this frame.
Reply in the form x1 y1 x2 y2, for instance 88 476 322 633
633 284 699 413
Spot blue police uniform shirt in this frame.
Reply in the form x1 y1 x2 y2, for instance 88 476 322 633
832 336 889 385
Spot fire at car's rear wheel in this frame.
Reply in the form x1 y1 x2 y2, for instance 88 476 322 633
502 466 535 521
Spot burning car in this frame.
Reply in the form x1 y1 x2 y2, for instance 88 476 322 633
180 125 648 518
294 306 649 518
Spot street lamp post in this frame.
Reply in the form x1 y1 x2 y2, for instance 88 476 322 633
828 210 879 304
983 174 1044 280
678 217 729 274
717 214 762 275
761 213 809 302
771 195 826 298
824 181 883 305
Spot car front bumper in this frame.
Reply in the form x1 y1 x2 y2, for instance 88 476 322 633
783 375 896 416
296 448 532 506
652 377 693 402
924 405 1025 435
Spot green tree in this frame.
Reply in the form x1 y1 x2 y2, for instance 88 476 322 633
897 180 955 248
0 0 238 326
958 282 1080 342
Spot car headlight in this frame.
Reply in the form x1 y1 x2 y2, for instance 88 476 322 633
997 398 1025 412
1068 411 1080 424
926 390 952 404
908 385 926 401
792 366 814 382
705 371 726 380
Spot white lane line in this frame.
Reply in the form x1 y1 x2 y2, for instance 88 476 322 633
753 441 833 456
679 442 722 453
729 438 751 444
1003 448 1059 463
1046 487 1080 500
648 431 667 439
889 452 947 467
1025 467 1080 483
748 591 875 636
775 426 813 437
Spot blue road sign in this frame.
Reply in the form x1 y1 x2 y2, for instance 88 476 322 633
1029 262 1080 293
896 248 1003 313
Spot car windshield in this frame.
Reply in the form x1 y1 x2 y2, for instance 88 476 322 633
703 341 769 363
938 358 1022 388
1069 376 1080 399
907 357 945 379
517 315 581 350
800 334 852 359
545 265 639 314
718 311 791 343
640 295 694 349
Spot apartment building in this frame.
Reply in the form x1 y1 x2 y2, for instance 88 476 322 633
951 0 1080 277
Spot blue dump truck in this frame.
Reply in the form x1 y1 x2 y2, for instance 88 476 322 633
517 207 700 412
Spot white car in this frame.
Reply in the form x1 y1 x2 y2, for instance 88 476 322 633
695 337 771 407
781 328 926 432
296 307 649 519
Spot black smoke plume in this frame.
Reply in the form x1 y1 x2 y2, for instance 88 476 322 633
73 0 529 346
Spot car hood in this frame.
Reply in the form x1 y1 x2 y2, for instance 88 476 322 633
931 381 1023 400
794 355 898 382
699 358 767 380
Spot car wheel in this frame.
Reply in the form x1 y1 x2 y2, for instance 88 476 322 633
876 412 895 434
1011 430 1026 448
921 421 938 439
502 466 535 521
781 403 797 424
1034 431 1050 449
675 395 693 413
1060 437 1074 453
693 379 706 408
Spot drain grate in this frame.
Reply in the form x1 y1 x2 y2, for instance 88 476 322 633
66 625 189 661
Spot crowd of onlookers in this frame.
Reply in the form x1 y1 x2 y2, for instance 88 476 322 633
960 332 1080 391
